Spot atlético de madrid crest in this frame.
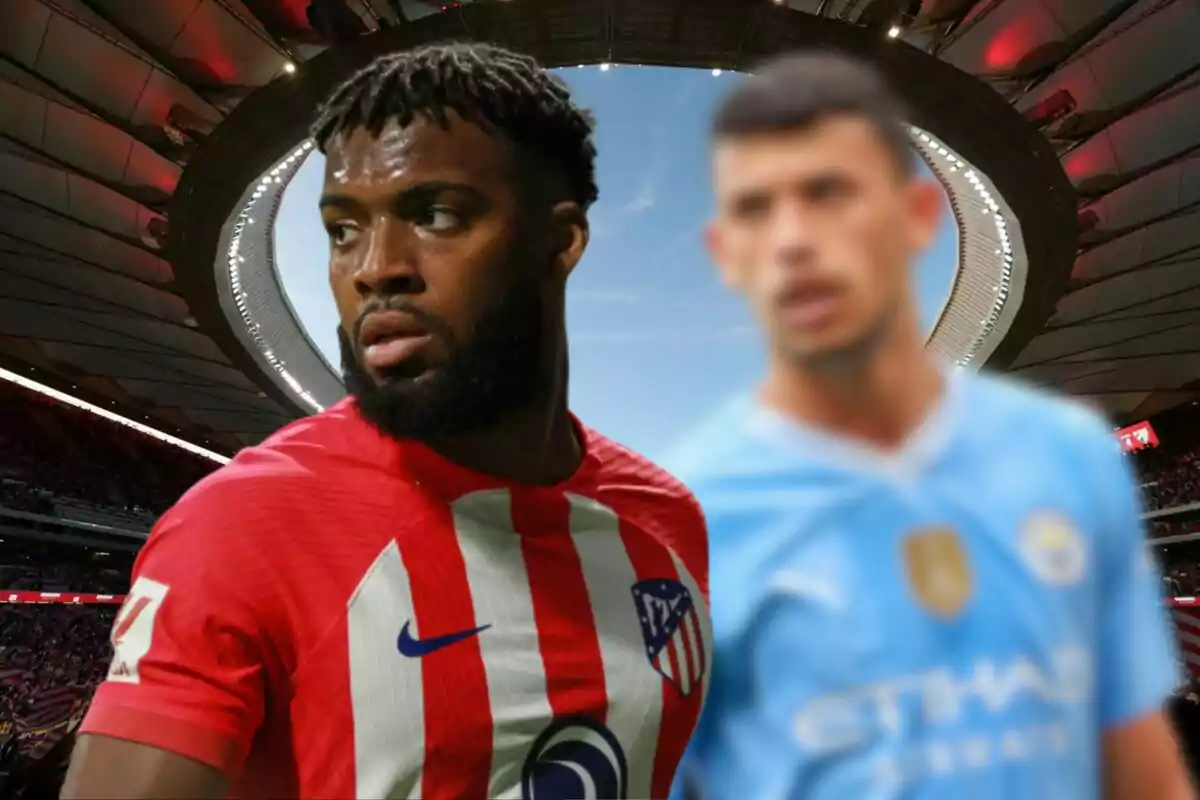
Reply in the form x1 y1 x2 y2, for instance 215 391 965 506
632 580 706 697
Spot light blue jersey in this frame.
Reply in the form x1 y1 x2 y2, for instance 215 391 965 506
668 369 1177 800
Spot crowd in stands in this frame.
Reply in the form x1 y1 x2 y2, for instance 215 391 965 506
1130 402 1200 515
1141 451 1200 514
0 605 113 797
0 539 132 595
0 381 214 527
0 540 125 796
0 384 213 794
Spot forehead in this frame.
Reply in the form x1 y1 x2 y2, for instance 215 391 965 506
322 114 514 190
712 115 899 196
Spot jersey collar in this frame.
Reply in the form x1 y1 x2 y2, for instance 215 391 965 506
744 363 965 482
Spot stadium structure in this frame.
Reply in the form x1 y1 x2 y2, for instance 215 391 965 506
0 0 1196 459
3 1 1200 792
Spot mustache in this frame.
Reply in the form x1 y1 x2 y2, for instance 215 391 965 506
350 296 454 347
773 278 847 308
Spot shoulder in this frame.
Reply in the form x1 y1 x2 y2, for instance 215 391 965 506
178 399 393 514
955 371 1132 526
583 426 709 586
959 370 1116 459
586 426 704 522
135 404 399 645
152 399 393 556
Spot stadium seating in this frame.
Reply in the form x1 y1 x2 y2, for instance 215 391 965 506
1129 402 1200 515
0 605 112 796
0 381 212 523
0 385 209 793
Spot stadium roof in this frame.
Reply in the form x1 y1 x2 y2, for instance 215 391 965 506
0 0 1189 452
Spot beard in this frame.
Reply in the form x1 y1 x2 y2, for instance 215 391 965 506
340 274 545 441
781 292 899 375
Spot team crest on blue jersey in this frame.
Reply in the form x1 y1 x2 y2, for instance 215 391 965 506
1021 511 1087 587
632 579 706 696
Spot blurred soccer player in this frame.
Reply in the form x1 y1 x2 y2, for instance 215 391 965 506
668 51 1189 799
63 43 710 800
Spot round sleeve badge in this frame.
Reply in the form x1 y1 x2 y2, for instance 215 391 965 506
1020 512 1087 587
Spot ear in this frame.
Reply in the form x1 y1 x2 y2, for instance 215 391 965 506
907 179 943 253
550 201 589 280
705 219 742 290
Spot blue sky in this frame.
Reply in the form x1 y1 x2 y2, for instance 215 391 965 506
275 66 958 459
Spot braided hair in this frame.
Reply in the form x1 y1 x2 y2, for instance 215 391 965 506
310 41 599 209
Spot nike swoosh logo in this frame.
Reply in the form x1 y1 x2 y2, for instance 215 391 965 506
396 621 491 657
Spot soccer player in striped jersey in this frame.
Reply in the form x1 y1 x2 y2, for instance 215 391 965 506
668 51 1190 799
63 43 710 800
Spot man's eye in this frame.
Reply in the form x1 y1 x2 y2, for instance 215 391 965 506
418 207 461 233
732 195 770 221
806 177 851 203
327 224 360 247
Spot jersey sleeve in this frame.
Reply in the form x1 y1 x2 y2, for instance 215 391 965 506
81 475 284 776
1089 421 1180 729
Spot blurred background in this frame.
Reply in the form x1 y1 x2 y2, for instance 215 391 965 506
1 0 1200 795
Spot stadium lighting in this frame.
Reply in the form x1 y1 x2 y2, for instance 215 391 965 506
599 62 612 71
907 125 1016 367
712 68 722 76
887 26 902 38
0 366 231 465
226 141 327 414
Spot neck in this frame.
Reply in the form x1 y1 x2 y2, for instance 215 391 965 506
761 306 944 450
426 349 581 486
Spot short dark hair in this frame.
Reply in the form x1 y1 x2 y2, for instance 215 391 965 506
712 50 914 174
311 41 599 208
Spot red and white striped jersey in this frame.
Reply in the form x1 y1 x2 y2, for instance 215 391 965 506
80 399 710 799
1172 598 1200 681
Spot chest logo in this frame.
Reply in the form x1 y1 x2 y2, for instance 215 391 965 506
522 716 627 799
632 580 707 697
1021 511 1086 587
902 527 973 619
396 621 491 658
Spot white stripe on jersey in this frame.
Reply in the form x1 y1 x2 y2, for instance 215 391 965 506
347 539 424 799
568 493 664 800
345 489 697 800
669 550 713 706
452 490 552 799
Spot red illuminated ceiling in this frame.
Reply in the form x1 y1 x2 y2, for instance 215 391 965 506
0 0 1194 447
908 0 1200 419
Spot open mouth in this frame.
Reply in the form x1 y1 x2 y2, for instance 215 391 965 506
779 283 844 328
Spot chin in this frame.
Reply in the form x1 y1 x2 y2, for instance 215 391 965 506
786 331 876 367
368 358 435 386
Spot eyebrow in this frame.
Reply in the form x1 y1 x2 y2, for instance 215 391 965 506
318 181 486 212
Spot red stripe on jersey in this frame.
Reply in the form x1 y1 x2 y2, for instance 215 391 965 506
620 522 703 799
111 596 151 645
1176 612 1200 637
514 490 608 721
398 505 494 799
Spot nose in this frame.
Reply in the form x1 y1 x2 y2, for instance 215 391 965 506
767 196 817 269
351 217 425 299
